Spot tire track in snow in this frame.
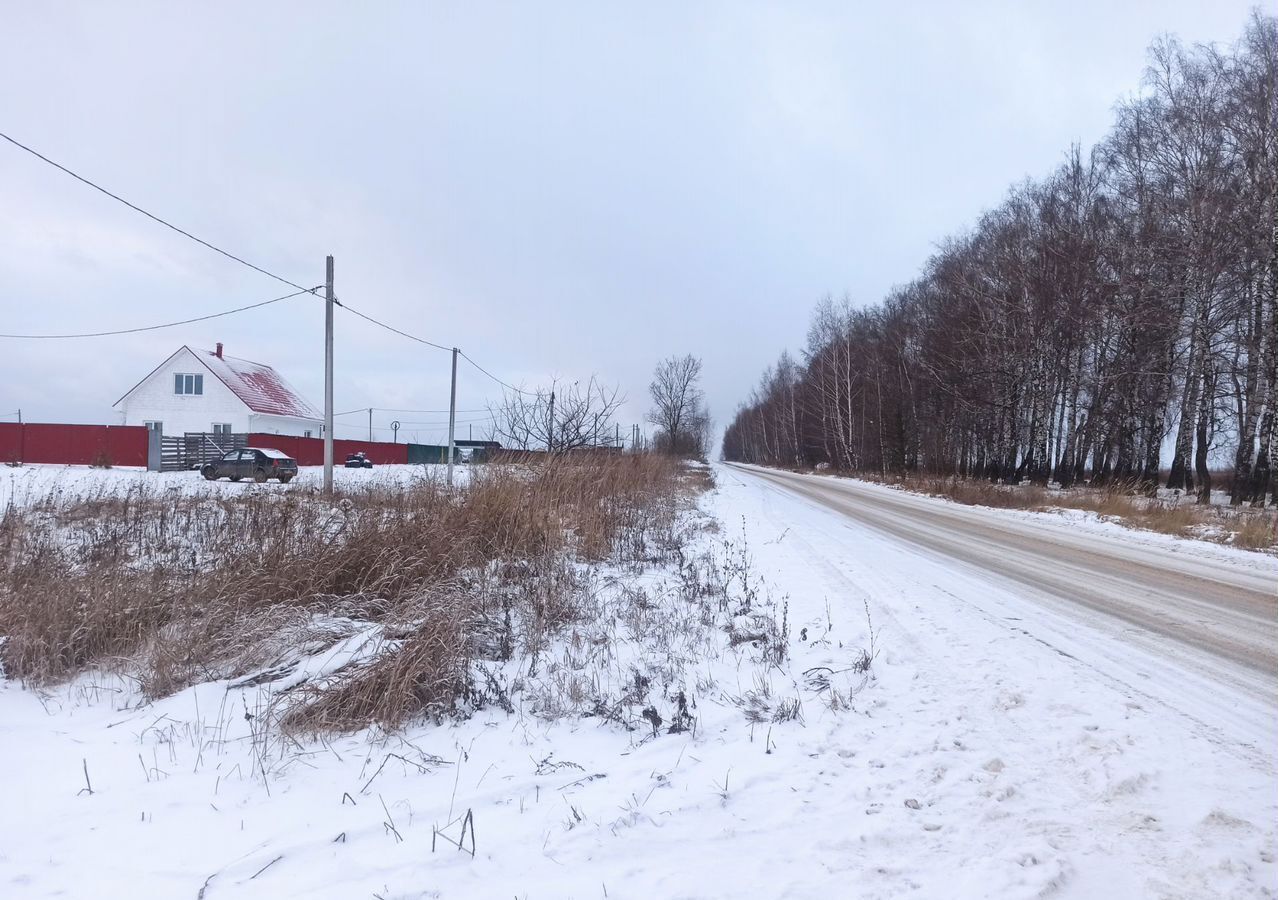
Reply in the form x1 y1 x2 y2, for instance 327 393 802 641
731 465 1277 689
719 463 1278 898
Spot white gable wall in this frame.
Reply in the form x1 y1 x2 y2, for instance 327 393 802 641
117 348 247 435
253 413 320 437
116 348 319 436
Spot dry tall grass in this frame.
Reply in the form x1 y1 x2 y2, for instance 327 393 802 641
914 476 1050 510
906 474 1275 549
1233 514 1278 550
0 455 697 731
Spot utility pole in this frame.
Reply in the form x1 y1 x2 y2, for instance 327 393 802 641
323 255 335 495
615 422 620 449
447 347 458 485
368 407 373 442
547 390 556 453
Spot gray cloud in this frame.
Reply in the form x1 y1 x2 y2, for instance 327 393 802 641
0 1 1259 444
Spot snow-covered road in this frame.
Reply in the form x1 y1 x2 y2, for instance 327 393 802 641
715 462 1277 895
731 464 1277 698
731 465 1278 751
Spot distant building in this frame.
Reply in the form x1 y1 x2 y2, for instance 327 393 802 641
114 343 322 437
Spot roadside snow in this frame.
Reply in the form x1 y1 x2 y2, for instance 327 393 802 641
1 462 1273 898
858 473 1277 563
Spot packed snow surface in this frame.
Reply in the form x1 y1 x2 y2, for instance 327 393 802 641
1 462 1274 898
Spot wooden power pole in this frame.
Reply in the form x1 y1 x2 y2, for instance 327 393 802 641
323 255 335 495
447 347 458 485
547 390 556 453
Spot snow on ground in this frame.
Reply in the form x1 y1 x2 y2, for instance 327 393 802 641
1 462 1274 898
865 475 1278 560
0 463 465 509
999 497 1275 561
803 469 1277 569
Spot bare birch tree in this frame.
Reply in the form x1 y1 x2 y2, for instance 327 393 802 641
722 15 1276 507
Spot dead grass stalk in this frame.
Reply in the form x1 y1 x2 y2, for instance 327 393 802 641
0 455 699 732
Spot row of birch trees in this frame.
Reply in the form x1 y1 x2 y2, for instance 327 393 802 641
723 15 1277 505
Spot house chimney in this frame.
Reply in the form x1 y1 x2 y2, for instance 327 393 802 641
215 342 223 358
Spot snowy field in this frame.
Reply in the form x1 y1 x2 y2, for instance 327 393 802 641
1 462 1274 898
0 462 464 509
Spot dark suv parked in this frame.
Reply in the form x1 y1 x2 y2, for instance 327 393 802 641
201 447 298 483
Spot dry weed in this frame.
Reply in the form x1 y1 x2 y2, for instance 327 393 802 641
1232 513 1278 550
900 474 1273 549
0 454 701 732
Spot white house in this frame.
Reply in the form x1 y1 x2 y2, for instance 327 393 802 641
114 343 323 437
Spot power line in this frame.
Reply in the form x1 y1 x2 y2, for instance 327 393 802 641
332 297 453 353
333 298 534 396
0 287 319 339
460 350 535 396
333 412 490 426
394 417 492 426
377 406 491 414
0 130 315 294
1 130 542 400
334 406 490 416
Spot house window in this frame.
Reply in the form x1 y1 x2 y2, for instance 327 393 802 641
144 420 163 433
303 430 313 438
212 423 233 436
174 373 204 395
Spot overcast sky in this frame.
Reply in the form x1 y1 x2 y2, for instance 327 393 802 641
0 1 1261 445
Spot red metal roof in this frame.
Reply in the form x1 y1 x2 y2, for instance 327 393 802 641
197 348 322 420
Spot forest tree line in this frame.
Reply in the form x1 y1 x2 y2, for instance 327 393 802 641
723 14 1277 505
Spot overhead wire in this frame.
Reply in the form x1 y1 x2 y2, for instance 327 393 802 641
0 287 320 339
376 406 491 414
1 130 544 398
393 417 492 426
334 406 490 416
331 297 453 353
0 130 314 294
460 350 535 396
333 298 538 397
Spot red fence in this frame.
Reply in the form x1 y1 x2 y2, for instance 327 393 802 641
248 434 408 466
0 423 149 467
0 423 411 469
